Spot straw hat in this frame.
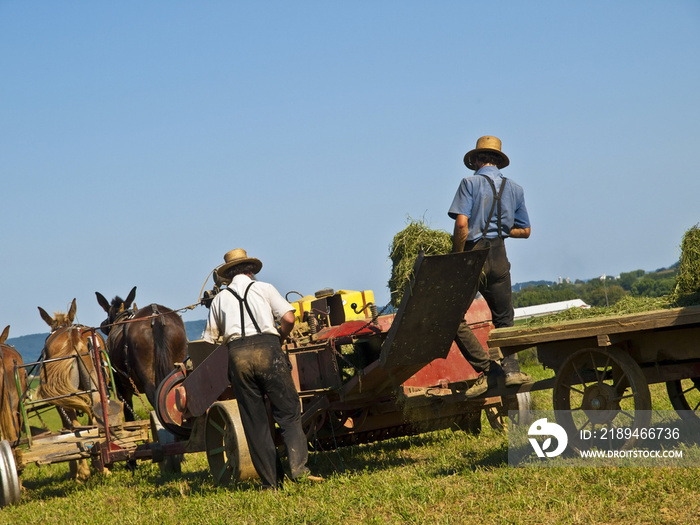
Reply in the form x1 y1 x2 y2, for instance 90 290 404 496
215 248 263 282
463 135 510 170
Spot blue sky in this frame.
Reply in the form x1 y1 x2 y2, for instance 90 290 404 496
2 1 699 337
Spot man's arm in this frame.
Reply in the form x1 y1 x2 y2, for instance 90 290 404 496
509 227 531 239
452 214 469 252
278 310 296 341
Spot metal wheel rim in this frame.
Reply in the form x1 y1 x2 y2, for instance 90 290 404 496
553 347 651 452
486 391 533 431
154 367 193 438
204 400 257 485
0 440 20 507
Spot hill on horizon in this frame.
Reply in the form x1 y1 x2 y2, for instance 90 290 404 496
6 319 207 364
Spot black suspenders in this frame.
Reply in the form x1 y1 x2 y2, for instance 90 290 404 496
480 174 507 239
226 282 262 337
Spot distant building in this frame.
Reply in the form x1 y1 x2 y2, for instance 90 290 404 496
514 299 590 320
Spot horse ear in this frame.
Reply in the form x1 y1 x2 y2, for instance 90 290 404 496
67 298 77 323
125 287 137 309
38 306 54 327
95 292 111 313
0 325 9 344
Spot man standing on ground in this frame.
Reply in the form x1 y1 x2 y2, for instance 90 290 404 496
448 135 533 397
203 248 322 488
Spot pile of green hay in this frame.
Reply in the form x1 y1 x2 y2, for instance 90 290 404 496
388 218 452 307
673 224 700 305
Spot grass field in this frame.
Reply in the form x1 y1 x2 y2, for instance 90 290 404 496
2 362 699 525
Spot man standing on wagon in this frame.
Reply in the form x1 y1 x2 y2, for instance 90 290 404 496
448 135 533 397
203 248 323 488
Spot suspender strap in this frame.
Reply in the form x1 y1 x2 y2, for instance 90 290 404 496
226 282 262 337
479 174 507 239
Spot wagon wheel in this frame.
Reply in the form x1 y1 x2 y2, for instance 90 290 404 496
553 346 651 453
205 400 258 485
0 440 21 507
666 377 700 425
486 392 533 431
154 366 194 439
303 410 327 440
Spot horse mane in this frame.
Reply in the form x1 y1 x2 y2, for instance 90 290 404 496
37 328 94 415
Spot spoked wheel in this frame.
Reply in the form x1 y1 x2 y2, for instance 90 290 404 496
666 377 700 424
0 440 21 507
154 366 194 439
553 346 652 453
205 400 257 485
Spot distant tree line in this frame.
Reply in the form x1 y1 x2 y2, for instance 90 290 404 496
512 265 678 308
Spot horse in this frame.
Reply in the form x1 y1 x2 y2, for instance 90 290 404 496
37 298 107 481
0 325 27 445
95 287 187 421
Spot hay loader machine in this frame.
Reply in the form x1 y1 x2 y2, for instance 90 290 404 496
154 249 532 483
0 249 531 503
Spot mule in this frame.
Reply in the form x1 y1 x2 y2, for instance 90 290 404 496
0 325 27 445
95 287 187 420
37 298 107 481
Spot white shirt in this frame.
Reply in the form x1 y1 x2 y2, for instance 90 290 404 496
203 274 294 344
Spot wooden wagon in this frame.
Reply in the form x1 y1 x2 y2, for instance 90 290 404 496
487 306 700 452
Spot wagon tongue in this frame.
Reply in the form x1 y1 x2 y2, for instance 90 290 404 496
344 249 489 397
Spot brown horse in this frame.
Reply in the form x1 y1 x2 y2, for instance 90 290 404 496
95 287 187 421
37 299 107 480
0 326 27 445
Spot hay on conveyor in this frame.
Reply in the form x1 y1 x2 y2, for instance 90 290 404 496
388 218 452 307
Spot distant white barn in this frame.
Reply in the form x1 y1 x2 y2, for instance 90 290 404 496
514 299 590 320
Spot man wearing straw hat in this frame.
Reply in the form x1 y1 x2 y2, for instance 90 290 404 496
448 136 533 397
203 248 322 488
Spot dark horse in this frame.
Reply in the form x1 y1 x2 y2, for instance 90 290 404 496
0 325 27 445
95 287 187 421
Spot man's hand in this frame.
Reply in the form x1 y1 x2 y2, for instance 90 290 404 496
278 311 296 342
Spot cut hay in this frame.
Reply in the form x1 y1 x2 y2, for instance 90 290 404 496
673 224 700 304
388 217 452 307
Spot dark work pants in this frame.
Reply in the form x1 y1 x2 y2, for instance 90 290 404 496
455 237 522 375
227 334 309 488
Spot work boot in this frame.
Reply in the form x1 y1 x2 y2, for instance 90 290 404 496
504 371 533 387
465 373 488 398
294 471 325 483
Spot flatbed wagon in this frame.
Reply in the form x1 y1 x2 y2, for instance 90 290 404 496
487 305 700 451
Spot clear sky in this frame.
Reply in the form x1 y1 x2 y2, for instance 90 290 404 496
2 1 699 337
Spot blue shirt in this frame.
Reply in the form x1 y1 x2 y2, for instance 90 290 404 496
448 165 530 242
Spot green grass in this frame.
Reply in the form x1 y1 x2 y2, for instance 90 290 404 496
4 363 699 524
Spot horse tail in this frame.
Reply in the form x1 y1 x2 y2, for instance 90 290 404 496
151 306 173 396
0 348 22 444
0 349 11 441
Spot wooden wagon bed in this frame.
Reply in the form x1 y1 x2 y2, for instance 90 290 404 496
488 305 700 369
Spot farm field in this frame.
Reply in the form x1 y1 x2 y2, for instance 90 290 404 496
3 363 699 524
